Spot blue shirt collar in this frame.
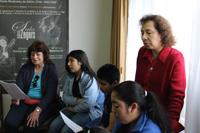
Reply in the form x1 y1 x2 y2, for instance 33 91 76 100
131 112 147 132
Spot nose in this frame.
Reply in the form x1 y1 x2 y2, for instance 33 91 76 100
112 105 117 113
141 32 148 40
67 61 70 66
31 53 37 59
99 83 103 88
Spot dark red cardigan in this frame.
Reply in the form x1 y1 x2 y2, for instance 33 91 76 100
135 46 186 133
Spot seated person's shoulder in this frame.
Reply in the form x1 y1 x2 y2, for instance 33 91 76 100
143 118 162 133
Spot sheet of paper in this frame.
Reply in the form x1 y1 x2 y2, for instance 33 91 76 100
0 80 29 99
59 111 83 133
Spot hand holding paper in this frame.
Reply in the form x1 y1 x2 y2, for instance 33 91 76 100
0 80 29 99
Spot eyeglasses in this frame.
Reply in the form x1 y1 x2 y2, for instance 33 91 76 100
32 75 39 88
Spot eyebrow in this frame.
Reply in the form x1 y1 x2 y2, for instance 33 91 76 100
141 29 154 32
111 100 118 104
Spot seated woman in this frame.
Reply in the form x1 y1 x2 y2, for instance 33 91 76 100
49 50 104 133
4 40 59 133
111 81 171 133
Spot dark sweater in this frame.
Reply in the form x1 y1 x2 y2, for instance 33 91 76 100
16 62 58 110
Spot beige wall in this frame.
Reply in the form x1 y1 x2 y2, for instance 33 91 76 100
69 0 112 71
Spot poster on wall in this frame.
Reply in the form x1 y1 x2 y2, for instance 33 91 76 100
0 0 68 86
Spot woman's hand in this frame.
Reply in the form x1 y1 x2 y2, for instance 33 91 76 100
76 98 83 104
26 107 42 127
11 99 20 105
106 111 116 131
66 106 75 112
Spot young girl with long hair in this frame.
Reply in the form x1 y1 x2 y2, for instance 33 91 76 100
49 50 104 133
111 81 171 133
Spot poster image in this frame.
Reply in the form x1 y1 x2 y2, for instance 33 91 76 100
0 0 68 85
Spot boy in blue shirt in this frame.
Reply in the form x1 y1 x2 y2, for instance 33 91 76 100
97 64 120 131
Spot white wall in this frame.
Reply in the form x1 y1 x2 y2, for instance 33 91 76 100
69 0 112 71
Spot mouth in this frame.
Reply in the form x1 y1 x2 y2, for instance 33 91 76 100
143 42 151 48
69 67 73 71
143 41 150 45
32 60 38 63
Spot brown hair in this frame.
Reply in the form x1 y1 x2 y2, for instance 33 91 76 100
27 40 51 63
140 14 175 46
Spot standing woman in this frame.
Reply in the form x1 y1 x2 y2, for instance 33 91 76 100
111 81 171 133
49 50 104 133
135 14 186 133
4 40 59 133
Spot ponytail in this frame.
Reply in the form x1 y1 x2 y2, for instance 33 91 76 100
113 81 172 133
145 91 171 133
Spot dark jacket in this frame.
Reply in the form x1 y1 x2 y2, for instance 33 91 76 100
16 62 58 110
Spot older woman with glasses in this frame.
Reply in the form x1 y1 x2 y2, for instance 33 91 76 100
4 40 59 133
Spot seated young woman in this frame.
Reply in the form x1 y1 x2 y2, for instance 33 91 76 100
111 81 171 133
48 50 104 133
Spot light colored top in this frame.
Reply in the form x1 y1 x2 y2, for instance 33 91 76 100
27 72 42 99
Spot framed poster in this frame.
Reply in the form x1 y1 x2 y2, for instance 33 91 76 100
0 0 68 86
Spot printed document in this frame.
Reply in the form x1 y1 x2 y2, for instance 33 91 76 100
60 111 83 133
0 80 29 99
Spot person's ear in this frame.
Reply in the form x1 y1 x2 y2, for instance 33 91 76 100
112 80 118 87
128 107 132 113
128 103 137 113
78 62 82 65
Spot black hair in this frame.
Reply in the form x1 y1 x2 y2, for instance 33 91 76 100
27 40 51 63
97 64 120 84
113 81 171 133
65 50 97 79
